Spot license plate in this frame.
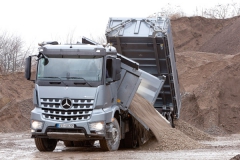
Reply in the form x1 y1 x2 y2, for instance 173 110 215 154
56 123 74 128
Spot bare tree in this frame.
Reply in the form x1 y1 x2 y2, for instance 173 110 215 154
65 28 79 44
0 31 32 74
201 3 240 19
148 4 185 20
231 2 240 16
203 4 230 19
150 2 240 20
89 34 106 44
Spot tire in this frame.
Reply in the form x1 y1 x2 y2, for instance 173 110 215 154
137 127 145 146
34 138 57 152
124 118 138 148
171 113 175 128
166 113 175 128
100 118 121 151
124 129 138 148
63 141 74 147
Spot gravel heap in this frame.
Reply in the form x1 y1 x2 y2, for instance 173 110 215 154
129 94 204 151
175 119 214 141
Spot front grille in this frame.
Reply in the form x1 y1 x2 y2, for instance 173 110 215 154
40 98 94 122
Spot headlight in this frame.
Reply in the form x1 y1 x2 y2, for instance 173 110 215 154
31 120 43 130
89 121 105 131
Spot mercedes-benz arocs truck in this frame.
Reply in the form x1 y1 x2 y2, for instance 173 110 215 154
24 16 181 152
25 38 165 151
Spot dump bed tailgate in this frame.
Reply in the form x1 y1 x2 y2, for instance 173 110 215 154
117 54 165 111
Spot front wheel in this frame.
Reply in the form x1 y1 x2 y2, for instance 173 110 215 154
34 138 57 152
100 118 121 151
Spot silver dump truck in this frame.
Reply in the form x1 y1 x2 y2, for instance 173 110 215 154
24 16 181 152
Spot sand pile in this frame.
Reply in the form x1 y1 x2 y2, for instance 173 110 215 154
0 72 34 101
171 16 237 53
129 94 204 151
0 72 34 133
171 16 240 54
175 119 213 141
0 99 33 132
176 51 226 93
177 52 240 134
200 16 240 55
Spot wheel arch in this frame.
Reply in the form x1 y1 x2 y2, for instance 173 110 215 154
111 105 121 123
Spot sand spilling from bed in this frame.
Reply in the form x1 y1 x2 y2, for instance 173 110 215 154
129 94 205 151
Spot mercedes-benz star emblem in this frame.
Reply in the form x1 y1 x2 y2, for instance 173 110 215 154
61 98 72 109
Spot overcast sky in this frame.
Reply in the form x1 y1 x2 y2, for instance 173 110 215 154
0 0 239 47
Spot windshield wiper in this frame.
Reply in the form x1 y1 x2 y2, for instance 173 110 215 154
62 77 92 87
38 77 68 86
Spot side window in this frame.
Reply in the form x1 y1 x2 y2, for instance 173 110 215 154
106 59 112 78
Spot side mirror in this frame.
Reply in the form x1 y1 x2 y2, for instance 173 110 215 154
112 58 121 81
25 56 31 80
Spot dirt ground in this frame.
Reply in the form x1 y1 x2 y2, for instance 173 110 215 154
1 15 240 159
0 132 239 160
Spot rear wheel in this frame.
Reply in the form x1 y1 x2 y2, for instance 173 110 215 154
124 118 138 148
166 113 174 128
34 138 57 152
100 118 121 151
124 129 138 148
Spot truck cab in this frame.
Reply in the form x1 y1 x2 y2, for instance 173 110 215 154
25 42 123 151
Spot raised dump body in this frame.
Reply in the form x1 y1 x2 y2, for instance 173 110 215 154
105 16 181 121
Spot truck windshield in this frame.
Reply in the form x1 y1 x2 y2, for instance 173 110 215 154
37 57 103 82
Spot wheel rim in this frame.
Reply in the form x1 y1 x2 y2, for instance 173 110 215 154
111 127 120 145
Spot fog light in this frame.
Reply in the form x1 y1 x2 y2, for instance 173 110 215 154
89 121 105 131
31 120 43 130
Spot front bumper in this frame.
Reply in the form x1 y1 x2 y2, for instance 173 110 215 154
31 107 113 140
